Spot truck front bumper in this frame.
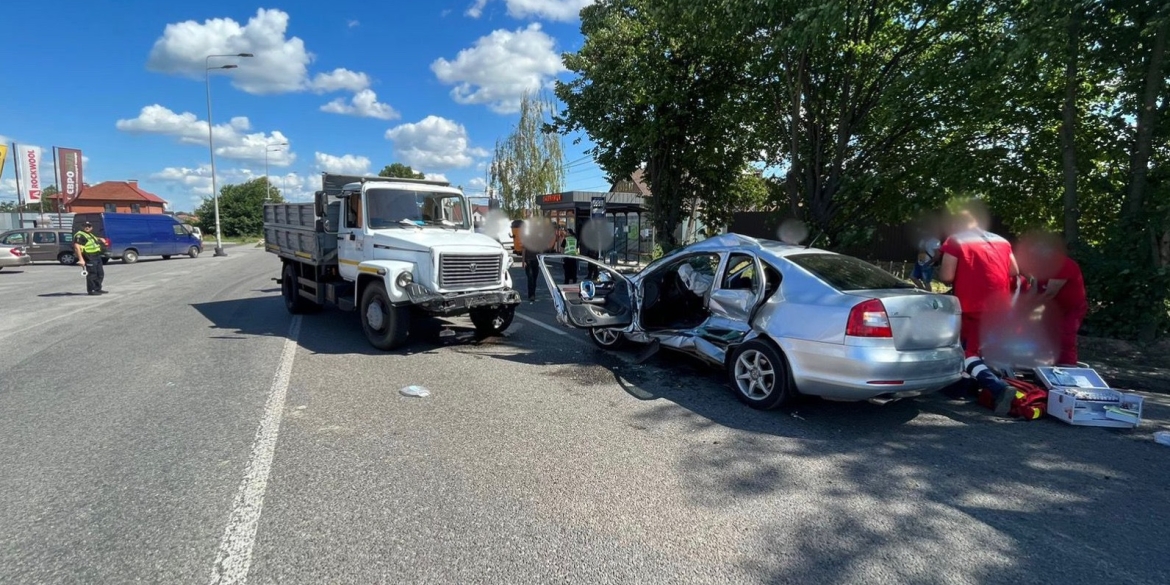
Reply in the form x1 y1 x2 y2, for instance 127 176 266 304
404 284 521 315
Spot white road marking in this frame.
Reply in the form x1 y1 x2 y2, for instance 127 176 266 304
516 311 568 336
209 315 302 585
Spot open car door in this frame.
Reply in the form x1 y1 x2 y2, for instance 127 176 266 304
536 254 636 330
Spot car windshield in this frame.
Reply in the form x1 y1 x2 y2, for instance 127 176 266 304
366 188 470 230
786 253 916 291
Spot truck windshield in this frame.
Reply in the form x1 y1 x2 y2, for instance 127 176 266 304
366 188 470 230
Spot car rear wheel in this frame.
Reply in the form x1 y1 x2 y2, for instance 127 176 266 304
188 246 200 258
58 251 78 265
589 327 626 349
729 340 793 410
122 249 139 264
162 255 171 260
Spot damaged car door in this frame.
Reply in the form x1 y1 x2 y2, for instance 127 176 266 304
537 254 636 330
664 252 770 365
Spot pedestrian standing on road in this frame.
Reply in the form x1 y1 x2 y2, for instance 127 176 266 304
937 201 1018 414
74 222 107 296
1019 237 1088 366
557 226 580 285
522 218 555 303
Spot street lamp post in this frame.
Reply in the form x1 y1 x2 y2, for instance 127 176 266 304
205 52 253 257
265 142 288 201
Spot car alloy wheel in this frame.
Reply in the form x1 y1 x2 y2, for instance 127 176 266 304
589 327 625 349
735 349 776 400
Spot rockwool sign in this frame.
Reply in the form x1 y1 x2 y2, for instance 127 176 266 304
16 144 42 202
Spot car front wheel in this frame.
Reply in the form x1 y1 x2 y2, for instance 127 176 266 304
729 340 793 410
58 251 78 265
589 327 626 349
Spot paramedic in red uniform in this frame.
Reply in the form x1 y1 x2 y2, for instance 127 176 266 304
938 202 1019 415
1037 252 1087 366
938 205 1019 357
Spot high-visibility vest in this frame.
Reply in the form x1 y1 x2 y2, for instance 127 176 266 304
564 236 578 255
75 231 102 254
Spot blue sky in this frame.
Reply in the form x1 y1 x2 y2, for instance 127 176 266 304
0 1 607 212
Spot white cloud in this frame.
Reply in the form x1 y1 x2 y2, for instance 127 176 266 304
146 8 313 95
347 19 360 28
425 173 449 183
310 68 370 93
466 0 489 17
431 23 565 114
116 105 295 166
385 116 488 170
153 165 312 208
314 152 371 175
465 0 593 21
469 177 487 189
320 89 400 120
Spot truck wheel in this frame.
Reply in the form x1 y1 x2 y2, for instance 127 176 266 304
361 281 410 350
58 251 78 265
470 305 516 335
282 263 309 314
122 249 139 264
188 246 200 258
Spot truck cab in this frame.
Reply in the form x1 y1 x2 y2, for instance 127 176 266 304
266 174 520 350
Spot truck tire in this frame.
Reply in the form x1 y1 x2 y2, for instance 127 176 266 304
470 305 515 336
282 263 309 314
122 249 139 264
361 281 411 350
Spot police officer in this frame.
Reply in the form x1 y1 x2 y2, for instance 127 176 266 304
74 222 107 296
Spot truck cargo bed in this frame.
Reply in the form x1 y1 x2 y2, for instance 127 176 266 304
263 203 339 266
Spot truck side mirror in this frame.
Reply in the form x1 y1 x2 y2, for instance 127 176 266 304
314 191 327 218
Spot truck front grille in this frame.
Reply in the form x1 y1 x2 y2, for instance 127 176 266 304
439 254 502 289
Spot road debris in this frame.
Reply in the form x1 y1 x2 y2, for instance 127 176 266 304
400 385 431 398
1155 431 1170 447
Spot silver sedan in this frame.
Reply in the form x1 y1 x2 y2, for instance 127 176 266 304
0 244 32 271
538 234 964 410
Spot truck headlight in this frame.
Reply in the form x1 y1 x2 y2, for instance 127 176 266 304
396 271 414 288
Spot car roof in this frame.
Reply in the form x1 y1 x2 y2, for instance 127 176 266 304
678 233 836 263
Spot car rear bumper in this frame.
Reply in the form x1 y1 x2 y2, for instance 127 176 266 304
0 256 33 268
781 338 965 401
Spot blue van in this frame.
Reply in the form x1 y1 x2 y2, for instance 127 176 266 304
71 213 203 264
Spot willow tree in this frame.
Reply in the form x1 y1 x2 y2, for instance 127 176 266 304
488 92 565 218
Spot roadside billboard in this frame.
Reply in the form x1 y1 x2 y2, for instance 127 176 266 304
56 147 84 201
0 144 7 180
15 145 43 202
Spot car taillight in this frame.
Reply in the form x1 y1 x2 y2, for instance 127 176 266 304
846 299 893 338
101 237 111 246
11 248 24 256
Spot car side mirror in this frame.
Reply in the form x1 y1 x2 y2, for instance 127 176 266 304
579 280 597 301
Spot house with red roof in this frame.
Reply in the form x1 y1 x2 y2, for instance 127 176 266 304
61 180 169 214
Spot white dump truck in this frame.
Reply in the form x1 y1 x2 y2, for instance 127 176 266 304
263 173 520 349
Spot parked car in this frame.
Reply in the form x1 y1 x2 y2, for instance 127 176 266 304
71 213 202 263
537 233 964 409
0 244 32 270
0 228 111 265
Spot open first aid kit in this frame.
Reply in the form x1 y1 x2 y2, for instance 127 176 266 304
1035 367 1143 429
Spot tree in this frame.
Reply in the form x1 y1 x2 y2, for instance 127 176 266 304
489 91 564 218
193 178 283 238
555 1 758 249
378 163 425 179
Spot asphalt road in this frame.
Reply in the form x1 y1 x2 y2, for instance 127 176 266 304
1 246 1168 584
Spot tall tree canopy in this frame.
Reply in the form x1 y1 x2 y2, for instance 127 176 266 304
378 163 425 179
195 178 282 238
489 92 565 218
556 0 1170 338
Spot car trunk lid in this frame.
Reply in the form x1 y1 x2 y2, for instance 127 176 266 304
858 290 961 351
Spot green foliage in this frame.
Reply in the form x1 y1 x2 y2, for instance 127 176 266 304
489 92 564 218
378 163 425 179
194 178 283 238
